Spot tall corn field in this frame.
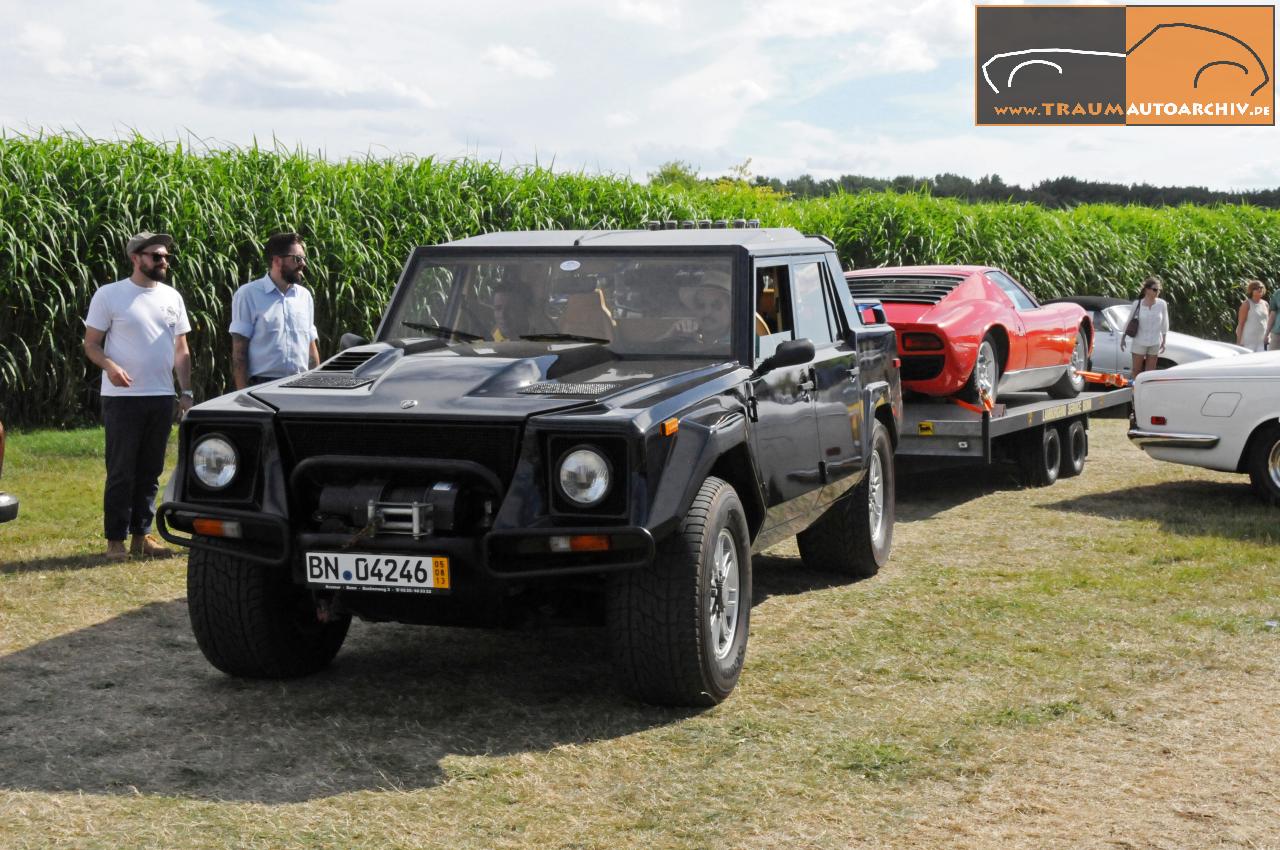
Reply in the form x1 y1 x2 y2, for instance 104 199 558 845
2 134 1277 428
0 134 697 427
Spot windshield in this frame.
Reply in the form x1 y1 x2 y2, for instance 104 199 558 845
381 253 736 357
1101 305 1130 332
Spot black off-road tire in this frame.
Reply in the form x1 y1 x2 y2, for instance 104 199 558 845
187 543 351 678
608 476 751 706
1019 425 1061 487
1247 423 1280 506
1048 328 1089 399
1057 418 1087 478
797 421 895 579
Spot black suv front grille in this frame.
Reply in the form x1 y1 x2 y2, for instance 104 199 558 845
277 419 523 486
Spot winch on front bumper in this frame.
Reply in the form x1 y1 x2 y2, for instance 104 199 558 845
158 416 655 580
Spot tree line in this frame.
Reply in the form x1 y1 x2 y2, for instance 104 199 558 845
648 160 1280 209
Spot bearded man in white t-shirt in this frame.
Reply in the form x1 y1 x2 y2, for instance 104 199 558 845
83 232 194 561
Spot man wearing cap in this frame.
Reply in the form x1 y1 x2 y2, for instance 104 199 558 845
666 270 733 347
229 232 320 389
83 232 193 561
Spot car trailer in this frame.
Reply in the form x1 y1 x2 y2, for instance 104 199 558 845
896 387 1133 486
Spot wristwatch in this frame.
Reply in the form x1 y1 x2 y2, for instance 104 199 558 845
180 390 194 398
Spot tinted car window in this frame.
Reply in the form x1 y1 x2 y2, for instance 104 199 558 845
792 262 834 344
384 254 736 357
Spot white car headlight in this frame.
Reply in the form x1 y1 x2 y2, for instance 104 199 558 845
557 447 611 507
193 436 238 490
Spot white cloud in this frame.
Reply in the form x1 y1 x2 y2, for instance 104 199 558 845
0 0 1276 190
606 111 639 128
615 0 682 26
484 44 555 79
6 15 434 111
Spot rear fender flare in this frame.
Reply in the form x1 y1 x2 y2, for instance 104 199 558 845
862 381 899 457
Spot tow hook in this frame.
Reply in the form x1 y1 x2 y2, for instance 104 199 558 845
315 592 347 624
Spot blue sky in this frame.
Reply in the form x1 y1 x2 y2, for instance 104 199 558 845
1 0 1276 190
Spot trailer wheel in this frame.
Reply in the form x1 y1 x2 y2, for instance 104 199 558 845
798 421 895 578
1020 425 1061 487
188 542 350 678
1057 418 1087 478
608 476 751 706
1246 423 1280 505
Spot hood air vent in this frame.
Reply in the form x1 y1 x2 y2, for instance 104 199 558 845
321 350 379 372
519 382 620 396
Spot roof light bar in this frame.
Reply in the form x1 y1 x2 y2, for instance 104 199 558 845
641 218 761 230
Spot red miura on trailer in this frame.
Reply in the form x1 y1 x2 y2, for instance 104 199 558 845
844 265 1092 404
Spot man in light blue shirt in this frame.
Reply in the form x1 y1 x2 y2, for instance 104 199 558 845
229 232 320 388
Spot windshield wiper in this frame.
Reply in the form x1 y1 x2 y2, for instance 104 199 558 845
400 321 484 342
517 333 610 344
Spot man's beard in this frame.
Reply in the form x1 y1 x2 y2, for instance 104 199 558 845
143 265 168 282
283 266 304 285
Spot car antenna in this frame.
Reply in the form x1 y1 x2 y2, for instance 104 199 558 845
573 225 623 247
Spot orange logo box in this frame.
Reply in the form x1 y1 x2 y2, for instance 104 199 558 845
975 5 1274 126
1127 6 1274 125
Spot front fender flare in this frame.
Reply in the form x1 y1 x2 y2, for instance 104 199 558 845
646 403 760 542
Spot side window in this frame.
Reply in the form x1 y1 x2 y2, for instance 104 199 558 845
791 262 834 345
755 264 791 360
827 253 862 326
988 270 1038 311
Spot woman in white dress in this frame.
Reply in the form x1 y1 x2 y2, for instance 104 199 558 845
1120 275 1169 377
1235 279 1269 352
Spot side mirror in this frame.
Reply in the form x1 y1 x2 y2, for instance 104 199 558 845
754 338 815 376
339 332 368 351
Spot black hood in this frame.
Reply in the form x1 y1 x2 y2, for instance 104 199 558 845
247 342 732 420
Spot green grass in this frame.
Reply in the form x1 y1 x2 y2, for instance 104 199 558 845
2 421 1280 848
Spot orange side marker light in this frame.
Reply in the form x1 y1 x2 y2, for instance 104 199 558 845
192 518 243 538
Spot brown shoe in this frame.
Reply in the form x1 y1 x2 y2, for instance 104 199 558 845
130 533 173 558
105 540 129 561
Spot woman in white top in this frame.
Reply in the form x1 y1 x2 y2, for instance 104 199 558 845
1235 279 1269 352
1120 275 1169 377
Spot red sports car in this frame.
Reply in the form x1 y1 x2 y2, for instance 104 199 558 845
844 265 1092 404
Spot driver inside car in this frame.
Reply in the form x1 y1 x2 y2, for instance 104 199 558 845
664 271 732 346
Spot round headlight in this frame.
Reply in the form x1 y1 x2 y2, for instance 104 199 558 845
193 436 238 490
557 447 611 507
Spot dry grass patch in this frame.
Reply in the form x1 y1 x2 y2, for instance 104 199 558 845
1 419 1277 849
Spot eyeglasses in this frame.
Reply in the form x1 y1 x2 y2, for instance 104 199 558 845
280 254 308 265
139 251 172 263
691 295 728 312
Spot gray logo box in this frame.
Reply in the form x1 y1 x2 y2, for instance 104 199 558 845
977 5 1128 125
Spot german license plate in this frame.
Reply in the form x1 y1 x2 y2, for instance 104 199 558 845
305 552 450 594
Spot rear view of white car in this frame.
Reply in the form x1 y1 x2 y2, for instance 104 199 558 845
1128 352 1280 504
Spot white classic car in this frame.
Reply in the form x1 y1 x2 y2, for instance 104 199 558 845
1047 296 1249 376
1128 352 1280 504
